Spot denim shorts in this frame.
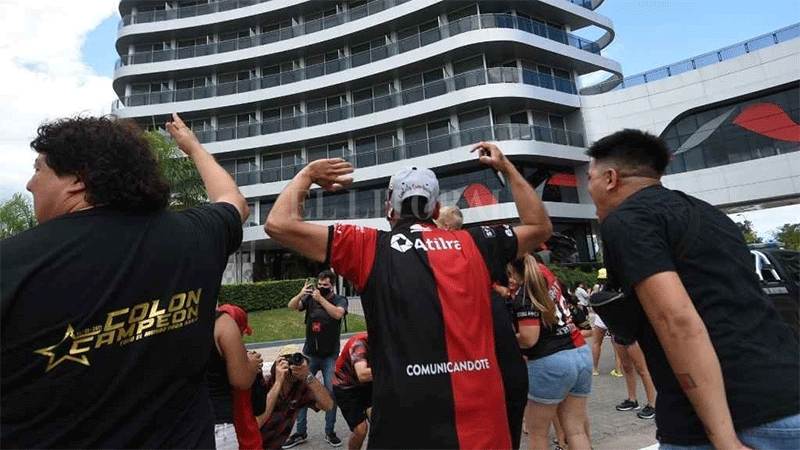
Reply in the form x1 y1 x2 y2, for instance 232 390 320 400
658 413 800 450
527 345 592 404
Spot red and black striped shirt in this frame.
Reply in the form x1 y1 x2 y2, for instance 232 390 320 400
327 219 527 449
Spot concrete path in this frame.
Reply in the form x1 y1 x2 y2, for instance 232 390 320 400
249 306 658 449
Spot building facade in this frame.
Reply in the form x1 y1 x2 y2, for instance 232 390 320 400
113 0 620 283
579 24 799 213
112 1 798 284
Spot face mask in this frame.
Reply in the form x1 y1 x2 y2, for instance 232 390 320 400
318 287 331 297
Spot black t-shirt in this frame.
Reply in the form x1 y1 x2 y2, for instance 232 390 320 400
327 219 527 449
601 184 800 445
1 203 242 448
511 265 586 361
300 294 348 357
208 311 235 424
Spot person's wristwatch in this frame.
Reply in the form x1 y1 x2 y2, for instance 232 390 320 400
305 373 315 385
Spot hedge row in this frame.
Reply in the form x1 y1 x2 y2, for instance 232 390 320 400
220 279 307 312
547 265 599 291
221 265 599 312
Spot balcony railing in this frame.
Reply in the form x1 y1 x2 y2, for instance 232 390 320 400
116 12 600 69
125 66 575 140
228 123 584 186
114 63 576 109
581 22 800 95
566 0 594 9
119 0 408 27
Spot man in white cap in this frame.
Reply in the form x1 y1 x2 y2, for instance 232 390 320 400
266 142 552 449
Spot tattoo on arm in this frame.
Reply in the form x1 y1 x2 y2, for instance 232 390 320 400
676 373 698 390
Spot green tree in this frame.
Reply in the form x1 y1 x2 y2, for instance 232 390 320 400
0 193 38 238
145 131 207 209
736 219 762 244
774 223 800 251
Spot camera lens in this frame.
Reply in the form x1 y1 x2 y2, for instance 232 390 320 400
289 353 304 365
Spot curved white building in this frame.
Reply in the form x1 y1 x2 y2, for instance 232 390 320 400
113 0 620 282
580 24 799 214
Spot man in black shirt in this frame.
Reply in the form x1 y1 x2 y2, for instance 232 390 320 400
586 129 799 449
266 141 552 449
285 269 347 448
1 114 247 448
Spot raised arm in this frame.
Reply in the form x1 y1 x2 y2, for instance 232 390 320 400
471 142 552 256
215 314 262 390
265 158 354 262
635 271 751 450
166 113 249 223
288 281 313 311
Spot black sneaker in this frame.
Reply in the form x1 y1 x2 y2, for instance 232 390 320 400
326 432 343 447
615 399 639 411
637 404 656 419
282 433 307 449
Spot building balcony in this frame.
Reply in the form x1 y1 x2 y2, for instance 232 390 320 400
113 65 576 110
115 12 602 70
222 122 584 188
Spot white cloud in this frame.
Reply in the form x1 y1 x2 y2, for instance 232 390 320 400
0 0 119 200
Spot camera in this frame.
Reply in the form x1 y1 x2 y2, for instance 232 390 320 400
285 352 305 366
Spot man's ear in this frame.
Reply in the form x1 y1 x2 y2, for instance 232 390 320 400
605 168 620 191
66 176 86 195
431 202 441 220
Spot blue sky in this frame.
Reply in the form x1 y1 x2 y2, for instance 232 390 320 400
1 0 797 236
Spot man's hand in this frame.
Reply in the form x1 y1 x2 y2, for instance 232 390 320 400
165 113 202 156
274 359 290 386
300 282 313 297
290 358 311 380
311 289 324 303
471 142 512 174
301 158 354 192
248 351 263 374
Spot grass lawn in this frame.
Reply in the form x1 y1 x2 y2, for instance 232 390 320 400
243 308 367 344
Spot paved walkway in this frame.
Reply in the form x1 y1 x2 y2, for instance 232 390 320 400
250 305 657 449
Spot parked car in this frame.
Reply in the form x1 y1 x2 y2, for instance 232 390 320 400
750 244 799 341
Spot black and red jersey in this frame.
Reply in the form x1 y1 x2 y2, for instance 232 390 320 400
327 219 527 449
512 265 586 361
333 332 369 389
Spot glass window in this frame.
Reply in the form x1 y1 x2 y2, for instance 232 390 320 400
703 142 728 168
683 147 705 171
352 88 372 103
675 116 698 137
307 145 327 162
259 201 273 225
220 159 236 175
377 132 396 149
459 109 490 130
261 153 281 168
453 55 484 75
403 124 427 142
549 115 566 130
510 111 528 124
726 137 752 164
237 158 256 173
428 120 450 138
401 73 422 90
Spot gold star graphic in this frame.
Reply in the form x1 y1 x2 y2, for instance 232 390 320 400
34 325 91 372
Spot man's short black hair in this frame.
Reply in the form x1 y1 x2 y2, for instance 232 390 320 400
586 129 671 178
318 269 336 284
400 196 430 220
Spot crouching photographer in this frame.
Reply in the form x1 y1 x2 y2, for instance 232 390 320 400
257 345 334 449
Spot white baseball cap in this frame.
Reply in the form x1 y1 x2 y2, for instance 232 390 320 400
388 167 440 218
